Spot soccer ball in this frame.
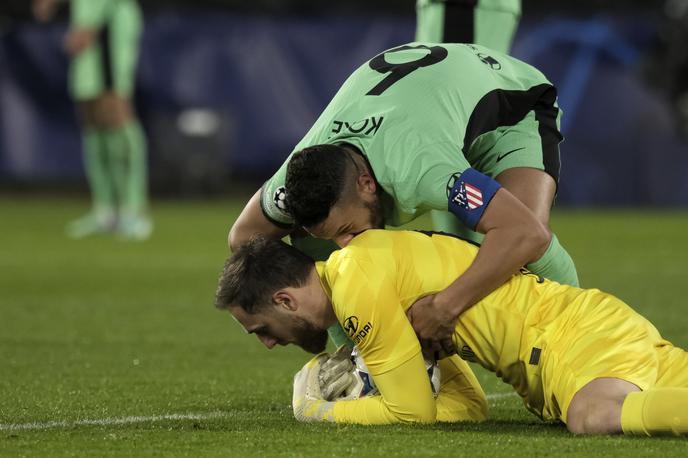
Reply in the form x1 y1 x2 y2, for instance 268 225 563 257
349 347 441 398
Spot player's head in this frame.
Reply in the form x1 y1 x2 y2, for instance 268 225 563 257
215 236 329 354
286 144 384 247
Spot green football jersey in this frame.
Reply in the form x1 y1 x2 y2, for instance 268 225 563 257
261 42 557 228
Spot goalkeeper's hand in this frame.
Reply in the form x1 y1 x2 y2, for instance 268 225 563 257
292 352 329 422
292 346 365 422
318 345 357 401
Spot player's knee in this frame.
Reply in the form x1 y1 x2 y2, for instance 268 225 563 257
566 399 623 435
93 94 132 128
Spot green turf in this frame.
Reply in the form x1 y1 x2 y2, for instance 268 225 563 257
1 195 687 456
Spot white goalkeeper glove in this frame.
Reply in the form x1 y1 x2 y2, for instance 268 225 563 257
318 345 358 401
292 352 331 422
292 346 368 422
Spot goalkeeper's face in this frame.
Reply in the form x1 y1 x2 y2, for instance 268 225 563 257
230 305 328 354
290 315 329 354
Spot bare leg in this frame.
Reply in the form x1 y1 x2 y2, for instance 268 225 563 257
566 377 640 434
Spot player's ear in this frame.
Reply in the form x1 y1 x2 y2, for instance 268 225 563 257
357 172 376 195
273 290 298 312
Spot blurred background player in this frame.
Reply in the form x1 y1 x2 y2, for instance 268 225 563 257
33 0 151 240
416 0 522 243
416 0 521 53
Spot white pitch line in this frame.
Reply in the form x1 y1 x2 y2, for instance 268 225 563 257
1 393 519 432
0 411 228 432
486 392 519 401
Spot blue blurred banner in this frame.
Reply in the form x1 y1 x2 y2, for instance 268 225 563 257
1 10 686 205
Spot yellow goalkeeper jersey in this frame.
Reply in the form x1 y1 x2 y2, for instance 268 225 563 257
317 229 587 419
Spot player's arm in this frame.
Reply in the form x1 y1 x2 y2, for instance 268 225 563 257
293 257 485 424
228 189 292 251
435 355 488 422
293 350 436 424
408 167 550 353
292 257 436 424
293 351 488 424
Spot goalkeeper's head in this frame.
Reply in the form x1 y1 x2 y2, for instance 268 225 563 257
215 236 335 354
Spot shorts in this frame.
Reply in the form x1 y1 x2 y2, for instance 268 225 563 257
466 108 563 185
415 0 520 54
69 0 142 100
532 289 683 423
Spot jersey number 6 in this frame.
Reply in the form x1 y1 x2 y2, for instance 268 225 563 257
366 44 448 96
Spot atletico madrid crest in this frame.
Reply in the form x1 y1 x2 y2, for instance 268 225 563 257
452 181 483 210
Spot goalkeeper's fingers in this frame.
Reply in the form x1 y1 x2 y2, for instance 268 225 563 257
319 356 353 386
322 371 355 401
320 345 353 371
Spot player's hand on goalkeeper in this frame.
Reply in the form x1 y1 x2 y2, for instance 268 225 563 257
407 293 458 359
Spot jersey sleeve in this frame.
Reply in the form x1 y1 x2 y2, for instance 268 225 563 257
331 353 435 424
259 157 295 229
325 252 436 423
70 0 112 28
399 142 502 231
328 253 420 375
394 141 472 214
435 355 488 422
309 351 488 425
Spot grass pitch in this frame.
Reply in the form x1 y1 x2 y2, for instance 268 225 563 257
1 195 687 456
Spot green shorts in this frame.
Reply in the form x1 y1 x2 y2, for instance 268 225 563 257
69 0 142 101
466 108 564 185
432 105 564 244
415 0 520 54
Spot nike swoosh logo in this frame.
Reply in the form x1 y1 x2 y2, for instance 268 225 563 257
496 147 525 162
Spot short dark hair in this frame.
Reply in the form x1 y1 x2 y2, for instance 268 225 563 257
285 144 354 228
215 236 314 313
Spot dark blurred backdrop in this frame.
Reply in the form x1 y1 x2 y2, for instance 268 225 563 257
1 0 687 205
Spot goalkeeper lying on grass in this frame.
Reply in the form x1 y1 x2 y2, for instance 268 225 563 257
215 230 688 435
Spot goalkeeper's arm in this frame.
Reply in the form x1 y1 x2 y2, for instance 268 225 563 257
293 351 486 424
435 355 488 422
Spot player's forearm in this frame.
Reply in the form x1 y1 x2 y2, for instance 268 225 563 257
440 220 550 316
228 189 292 251
294 394 435 425
294 352 437 424
333 396 435 424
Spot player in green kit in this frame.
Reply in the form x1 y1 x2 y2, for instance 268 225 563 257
415 0 521 242
229 42 579 352
33 0 151 240
416 0 521 54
